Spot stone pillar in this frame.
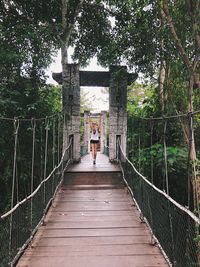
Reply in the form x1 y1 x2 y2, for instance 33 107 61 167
63 64 80 162
109 66 127 162
100 111 107 153
83 111 90 153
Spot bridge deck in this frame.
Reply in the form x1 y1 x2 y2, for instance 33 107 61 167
17 154 168 267
67 153 121 172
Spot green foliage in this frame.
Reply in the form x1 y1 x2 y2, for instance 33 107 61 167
127 82 156 116
0 82 62 214
130 140 188 205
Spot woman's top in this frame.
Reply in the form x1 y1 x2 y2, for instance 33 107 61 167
90 128 99 141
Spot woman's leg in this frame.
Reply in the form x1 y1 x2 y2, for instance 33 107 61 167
91 143 95 160
94 143 98 161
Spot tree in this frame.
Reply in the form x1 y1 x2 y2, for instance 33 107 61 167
159 0 200 160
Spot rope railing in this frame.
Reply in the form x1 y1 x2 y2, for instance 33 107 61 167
0 139 73 267
118 141 200 267
0 112 73 267
127 112 200 210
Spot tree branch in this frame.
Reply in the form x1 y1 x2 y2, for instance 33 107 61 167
62 0 84 45
161 0 200 88
83 2 118 18
187 0 200 51
161 1 192 72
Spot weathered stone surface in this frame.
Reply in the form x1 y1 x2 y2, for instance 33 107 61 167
100 111 107 153
83 111 90 153
53 70 137 87
62 64 80 162
109 66 127 162
60 65 129 162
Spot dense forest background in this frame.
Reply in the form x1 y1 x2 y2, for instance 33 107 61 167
0 0 200 215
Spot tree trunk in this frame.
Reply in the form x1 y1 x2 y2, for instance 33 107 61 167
161 0 200 89
161 0 198 160
158 58 166 112
188 76 196 160
61 0 84 112
61 0 84 152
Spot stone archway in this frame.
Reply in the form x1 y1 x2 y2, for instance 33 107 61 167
53 64 137 162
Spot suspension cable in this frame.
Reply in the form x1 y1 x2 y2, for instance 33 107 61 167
30 118 36 229
9 118 19 258
57 115 60 165
0 112 62 122
1 109 200 123
131 116 134 159
138 133 141 173
43 117 49 206
163 120 169 195
150 117 154 184
52 117 56 194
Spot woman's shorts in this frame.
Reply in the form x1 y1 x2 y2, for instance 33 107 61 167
90 140 99 144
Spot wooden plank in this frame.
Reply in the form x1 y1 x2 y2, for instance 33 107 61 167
31 235 152 246
58 188 128 196
51 203 133 210
17 255 167 267
23 244 163 256
42 220 142 229
36 227 150 238
66 153 121 172
45 214 139 222
47 210 138 217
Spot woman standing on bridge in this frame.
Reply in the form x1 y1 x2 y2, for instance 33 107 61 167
89 118 100 165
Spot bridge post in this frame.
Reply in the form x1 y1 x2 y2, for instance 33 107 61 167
83 110 90 153
109 66 127 161
63 64 80 162
100 111 107 153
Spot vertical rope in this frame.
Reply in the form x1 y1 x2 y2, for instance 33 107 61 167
150 117 154 184
57 115 60 165
9 118 19 259
40 124 43 181
30 118 36 229
187 112 192 209
162 118 175 263
131 116 134 160
62 113 67 172
163 120 169 195
52 117 55 194
43 117 49 206
138 134 141 173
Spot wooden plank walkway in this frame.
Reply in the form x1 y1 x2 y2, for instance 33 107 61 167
67 153 121 172
17 153 168 267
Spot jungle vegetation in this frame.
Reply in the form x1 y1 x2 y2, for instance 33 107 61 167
0 0 200 213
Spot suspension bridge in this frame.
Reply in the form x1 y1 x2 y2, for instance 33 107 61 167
1 65 200 266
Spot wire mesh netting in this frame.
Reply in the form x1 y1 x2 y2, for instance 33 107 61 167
0 113 73 266
119 155 200 266
122 112 200 267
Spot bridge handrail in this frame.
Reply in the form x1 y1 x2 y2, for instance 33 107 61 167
0 137 73 267
118 142 200 225
0 139 73 220
118 141 200 267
